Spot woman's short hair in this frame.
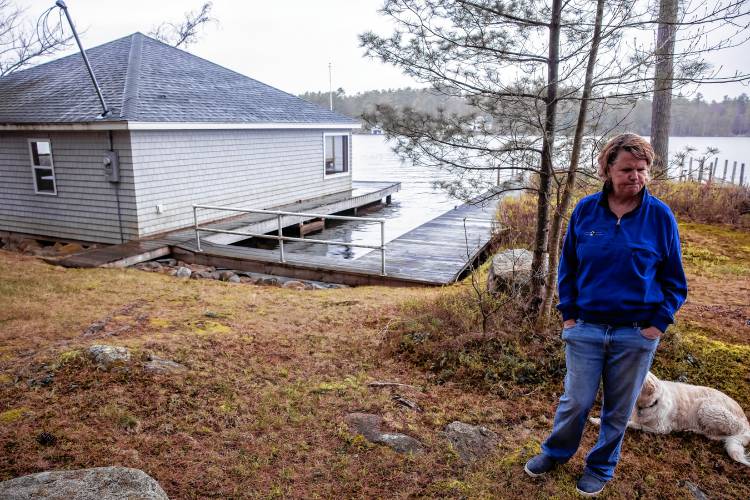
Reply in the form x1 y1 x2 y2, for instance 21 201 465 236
596 133 655 181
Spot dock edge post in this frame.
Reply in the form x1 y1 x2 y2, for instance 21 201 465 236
278 214 285 263
380 220 386 276
193 205 202 252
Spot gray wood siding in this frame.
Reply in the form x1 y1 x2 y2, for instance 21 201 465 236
129 129 352 237
0 131 138 243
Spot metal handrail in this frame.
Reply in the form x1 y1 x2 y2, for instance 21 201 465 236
192 204 387 276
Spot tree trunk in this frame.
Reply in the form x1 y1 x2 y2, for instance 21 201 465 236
650 0 678 178
530 0 563 318
541 0 606 322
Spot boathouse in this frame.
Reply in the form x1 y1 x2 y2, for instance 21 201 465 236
0 32 367 245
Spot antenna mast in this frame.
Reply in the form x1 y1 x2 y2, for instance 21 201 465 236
55 1 110 117
328 62 333 111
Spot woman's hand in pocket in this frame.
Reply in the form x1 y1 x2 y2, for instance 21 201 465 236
563 319 577 329
640 326 663 340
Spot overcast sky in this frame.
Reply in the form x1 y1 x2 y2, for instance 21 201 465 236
22 0 750 102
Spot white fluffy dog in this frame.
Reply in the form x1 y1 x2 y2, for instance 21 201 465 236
590 372 750 466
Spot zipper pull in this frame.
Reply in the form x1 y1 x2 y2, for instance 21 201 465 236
616 217 621 226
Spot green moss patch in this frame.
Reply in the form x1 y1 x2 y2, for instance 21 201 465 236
0 408 26 424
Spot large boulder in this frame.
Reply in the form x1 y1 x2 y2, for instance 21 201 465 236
486 248 539 295
87 345 131 371
443 421 499 462
143 357 186 374
0 466 169 499
344 412 424 454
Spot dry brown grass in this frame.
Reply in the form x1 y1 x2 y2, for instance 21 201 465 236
1 221 749 499
650 182 750 228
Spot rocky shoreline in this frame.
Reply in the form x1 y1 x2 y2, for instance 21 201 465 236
0 233 347 290
133 258 348 290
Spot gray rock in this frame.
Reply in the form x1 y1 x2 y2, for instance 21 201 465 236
373 433 424 454
156 258 177 267
344 412 423 454
443 421 499 462
325 283 349 289
227 275 241 283
209 271 222 280
87 345 131 370
344 412 382 441
259 277 279 286
174 267 192 279
28 373 54 388
135 262 162 271
486 248 540 294
191 271 213 279
282 280 306 290
681 481 708 500
19 238 43 255
2 233 26 252
144 358 186 374
218 270 236 282
187 264 214 273
0 466 169 499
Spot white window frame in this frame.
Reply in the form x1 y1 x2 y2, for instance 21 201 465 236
28 138 57 195
322 132 351 179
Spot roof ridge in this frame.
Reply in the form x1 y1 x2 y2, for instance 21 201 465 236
0 33 135 79
121 33 143 120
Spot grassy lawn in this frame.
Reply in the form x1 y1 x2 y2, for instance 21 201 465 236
0 221 748 499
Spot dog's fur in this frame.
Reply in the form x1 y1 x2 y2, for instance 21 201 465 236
590 372 750 466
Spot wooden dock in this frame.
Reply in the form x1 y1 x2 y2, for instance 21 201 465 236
172 194 501 286
53 185 503 286
196 181 400 245
52 181 398 269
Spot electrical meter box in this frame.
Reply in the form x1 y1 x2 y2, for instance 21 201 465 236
103 151 119 183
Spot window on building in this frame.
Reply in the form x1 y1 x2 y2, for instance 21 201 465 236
29 139 56 194
324 134 349 176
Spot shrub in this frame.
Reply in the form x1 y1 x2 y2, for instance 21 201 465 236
649 181 750 228
495 194 537 247
387 286 566 394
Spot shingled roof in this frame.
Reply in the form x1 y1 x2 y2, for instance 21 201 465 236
0 32 358 127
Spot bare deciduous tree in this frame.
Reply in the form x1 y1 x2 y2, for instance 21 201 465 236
0 0 72 77
149 2 215 48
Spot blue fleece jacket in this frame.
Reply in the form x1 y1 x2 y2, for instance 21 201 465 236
557 186 687 333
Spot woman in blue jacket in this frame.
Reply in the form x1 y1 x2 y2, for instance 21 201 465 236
524 134 688 496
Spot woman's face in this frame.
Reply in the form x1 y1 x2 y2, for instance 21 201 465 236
607 150 649 198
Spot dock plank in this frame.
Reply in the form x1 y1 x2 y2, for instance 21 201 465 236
51 239 172 268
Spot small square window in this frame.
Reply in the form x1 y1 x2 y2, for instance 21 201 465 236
29 139 57 195
324 134 349 176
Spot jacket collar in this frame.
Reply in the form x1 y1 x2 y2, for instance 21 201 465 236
597 183 650 211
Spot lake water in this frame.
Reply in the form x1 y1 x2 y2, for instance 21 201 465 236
667 137 749 182
257 135 750 259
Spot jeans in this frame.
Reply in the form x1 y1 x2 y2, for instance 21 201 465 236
540 320 659 481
